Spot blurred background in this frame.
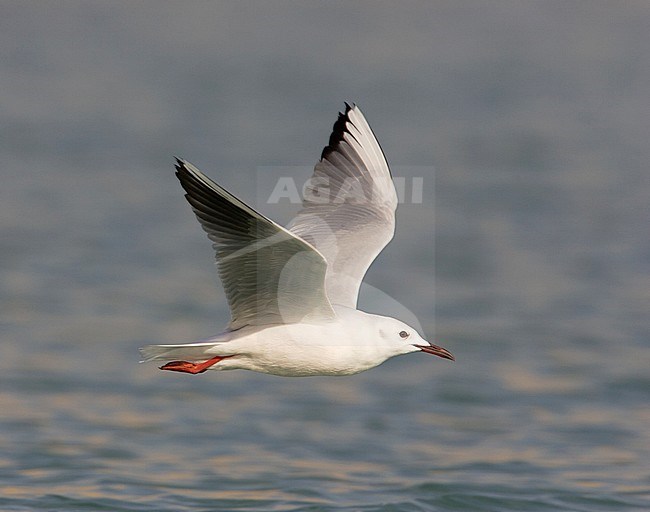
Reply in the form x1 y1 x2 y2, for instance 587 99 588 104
1 2 649 510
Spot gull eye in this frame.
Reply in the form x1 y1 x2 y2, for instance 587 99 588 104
399 330 409 339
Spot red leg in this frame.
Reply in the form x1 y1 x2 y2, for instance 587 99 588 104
160 355 234 374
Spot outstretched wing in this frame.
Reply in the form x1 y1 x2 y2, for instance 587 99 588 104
175 159 335 330
287 104 398 308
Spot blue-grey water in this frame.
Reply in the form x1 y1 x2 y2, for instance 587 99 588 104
1 2 649 511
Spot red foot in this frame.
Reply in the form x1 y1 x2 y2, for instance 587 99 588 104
160 355 233 375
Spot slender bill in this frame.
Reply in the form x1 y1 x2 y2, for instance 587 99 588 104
414 343 455 361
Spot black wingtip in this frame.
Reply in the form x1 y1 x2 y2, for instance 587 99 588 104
173 156 185 173
320 102 359 161
173 158 197 193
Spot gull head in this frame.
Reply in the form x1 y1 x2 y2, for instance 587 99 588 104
376 317 455 362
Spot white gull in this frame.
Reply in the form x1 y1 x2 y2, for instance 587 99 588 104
140 103 453 376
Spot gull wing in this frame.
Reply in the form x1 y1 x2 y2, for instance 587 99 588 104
287 104 398 308
175 159 335 330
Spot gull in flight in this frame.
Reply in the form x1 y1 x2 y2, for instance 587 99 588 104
140 104 454 376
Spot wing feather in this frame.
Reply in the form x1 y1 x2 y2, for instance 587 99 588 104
288 104 398 308
175 159 335 330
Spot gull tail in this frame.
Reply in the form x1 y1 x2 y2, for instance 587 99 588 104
139 342 222 363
